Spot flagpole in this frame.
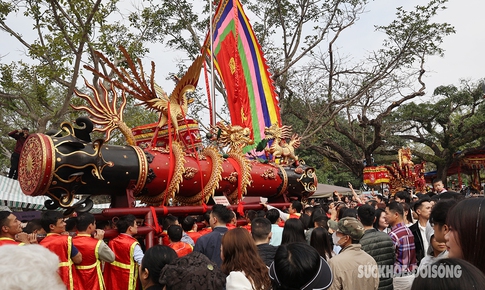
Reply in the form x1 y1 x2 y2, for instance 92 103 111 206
209 0 216 126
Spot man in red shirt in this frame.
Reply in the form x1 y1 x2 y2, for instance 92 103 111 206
0 211 36 246
161 214 194 246
168 225 193 257
197 211 213 236
264 200 302 227
182 216 202 244
161 214 179 246
7 127 29 179
73 213 115 290
104 214 143 290
40 210 82 290
226 210 238 230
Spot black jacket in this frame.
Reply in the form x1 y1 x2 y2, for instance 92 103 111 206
360 228 395 290
409 222 425 265
257 243 278 267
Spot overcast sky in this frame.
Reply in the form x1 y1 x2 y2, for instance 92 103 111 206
348 0 485 101
117 0 485 108
143 0 485 119
1 0 483 107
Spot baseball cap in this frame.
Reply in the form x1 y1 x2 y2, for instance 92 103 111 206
269 256 333 290
327 217 365 240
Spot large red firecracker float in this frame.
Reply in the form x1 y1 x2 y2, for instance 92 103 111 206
17 0 318 248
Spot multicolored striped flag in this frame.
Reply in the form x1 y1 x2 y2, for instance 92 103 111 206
203 0 282 152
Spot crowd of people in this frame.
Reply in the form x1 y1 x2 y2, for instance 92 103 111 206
1 178 485 290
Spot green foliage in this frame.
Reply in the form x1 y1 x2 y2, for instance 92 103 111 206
0 0 163 166
0 1 17 20
278 0 456 181
0 0 469 188
128 0 207 58
299 148 359 186
377 0 455 64
389 79 485 180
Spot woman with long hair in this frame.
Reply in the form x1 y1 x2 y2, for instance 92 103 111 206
139 245 177 290
411 258 485 290
281 218 306 244
221 228 272 290
373 208 390 233
310 227 335 260
343 195 351 207
445 198 485 274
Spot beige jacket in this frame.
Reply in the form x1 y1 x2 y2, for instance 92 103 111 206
328 244 379 290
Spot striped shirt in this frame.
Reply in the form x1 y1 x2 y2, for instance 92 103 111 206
389 222 417 273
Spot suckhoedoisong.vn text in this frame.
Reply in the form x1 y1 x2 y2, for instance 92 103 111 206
357 264 462 279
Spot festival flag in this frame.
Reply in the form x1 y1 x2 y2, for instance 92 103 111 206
203 0 282 151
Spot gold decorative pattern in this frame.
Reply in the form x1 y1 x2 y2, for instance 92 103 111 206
264 123 301 165
140 141 186 205
46 187 76 207
151 147 171 154
183 167 198 179
241 108 248 122
297 167 317 193
53 140 111 183
132 145 148 197
276 164 288 197
223 172 238 184
261 169 277 180
72 79 136 145
18 134 55 196
226 152 253 204
229 57 236 74
174 146 223 205
212 121 254 153
91 140 114 180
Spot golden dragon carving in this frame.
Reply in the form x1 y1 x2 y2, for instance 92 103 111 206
83 46 204 136
71 47 205 205
211 121 254 204
264 123 301 165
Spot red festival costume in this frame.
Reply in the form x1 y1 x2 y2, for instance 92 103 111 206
186 231 202 244
169 241 193 257
241 224 251 233
0 237 23 246
73 234 106 290
40 233 76 290
278 213 301 227
198 227 212 236
104 234 140 290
